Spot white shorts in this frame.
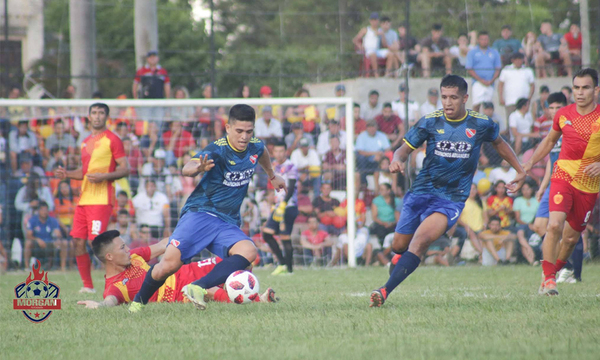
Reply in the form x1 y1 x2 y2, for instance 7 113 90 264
471 81 495 105
482 247 507 266
365 48 389 59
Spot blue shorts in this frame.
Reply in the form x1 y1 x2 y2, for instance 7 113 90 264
535 187 551 218
395 192 465 235
169 211 251 263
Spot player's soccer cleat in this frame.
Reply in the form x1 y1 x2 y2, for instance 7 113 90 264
369 288 387 308
539 278 559 296
78 287 96 294
556 268 576 283
128 301 144 313
271 265 288 276
389 254 402 275
260 288 279 303
181 284 208 310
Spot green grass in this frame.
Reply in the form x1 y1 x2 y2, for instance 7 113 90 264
2 264 600 360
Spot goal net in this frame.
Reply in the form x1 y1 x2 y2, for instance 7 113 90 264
0 97 367 268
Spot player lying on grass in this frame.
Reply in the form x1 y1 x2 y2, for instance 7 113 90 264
77 230 277 309
370 74 526 307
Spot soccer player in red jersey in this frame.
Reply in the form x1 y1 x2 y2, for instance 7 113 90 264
523 68 600 295
77 231 277 308
55 103 129 293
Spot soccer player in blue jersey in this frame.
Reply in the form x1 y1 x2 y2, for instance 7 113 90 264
370 75 526 307
129 104 286 312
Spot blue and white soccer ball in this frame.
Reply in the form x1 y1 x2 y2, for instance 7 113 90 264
26 281 49 298
225 270 260 304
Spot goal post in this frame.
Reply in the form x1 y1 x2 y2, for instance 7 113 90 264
0 97 358 267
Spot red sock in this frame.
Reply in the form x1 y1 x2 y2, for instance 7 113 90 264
76 254 94 289
391 254 402 265
213 288 231 303
541 260 556 281
555 259 568 273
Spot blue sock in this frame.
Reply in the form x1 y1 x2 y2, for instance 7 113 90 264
133 265 166 304
384 251 421 294
193 254 251 289
572 236 584 280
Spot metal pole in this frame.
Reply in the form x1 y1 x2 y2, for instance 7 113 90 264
345 97 356 267
209 0 216 97
403 0 411 191
4 0 9 96
579 0 590 68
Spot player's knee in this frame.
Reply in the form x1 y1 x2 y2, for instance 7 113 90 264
230 240 258 263
563 235 579 247
546 220 563 234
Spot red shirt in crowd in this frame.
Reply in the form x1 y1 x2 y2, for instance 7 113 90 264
375 114 402 135
340 116 367 135
301 229 329 245
563 32 582 52
533 115 553 137
162 130 195 158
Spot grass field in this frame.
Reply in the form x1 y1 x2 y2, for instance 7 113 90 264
1 264 600 360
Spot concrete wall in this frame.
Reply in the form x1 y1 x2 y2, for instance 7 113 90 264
305 76 574 122
0 0 44 72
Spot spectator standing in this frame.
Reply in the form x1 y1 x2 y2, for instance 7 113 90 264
132 50 170 125
132 179 170 239
375 103 404 149
417 23 452 78
492 25 523 66
355 122 391 185
466 31 502 112
290 137 321 196
449 32 477 71
322 137 347 190
9 120 39 173
254 106 284 140
419 88 443 117
534 20 572 78
285 122 315 158
122 137 143 191
163 121 195 167
509 98 538 155
353 12 386 77
360 90 383 121
391 83 419 127
24 201 66 271
340 103 367 135
316 120 346 157
498 53 535 118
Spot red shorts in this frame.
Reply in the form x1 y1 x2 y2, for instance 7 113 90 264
549 179 598 232
70 205 113 240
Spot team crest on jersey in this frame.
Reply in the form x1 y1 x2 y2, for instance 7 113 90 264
249 154 258 164
553 193 563 205
170 239 180 247
466 128 476 138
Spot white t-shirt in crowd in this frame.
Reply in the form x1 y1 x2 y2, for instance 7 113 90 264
290 148 321 170
254 117 283 139
132 191 170 227
508 110 534 142
488 167 518 185
316 130 347 156
498 64 535 106
391 99 420 124
420 100 443 117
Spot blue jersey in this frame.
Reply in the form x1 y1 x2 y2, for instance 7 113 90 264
182 137 265 226
27 215 60 243
404 110 499 202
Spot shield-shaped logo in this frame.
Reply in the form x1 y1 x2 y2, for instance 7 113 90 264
13 260 61 323
171 239 180 247
249 155 258 164
466 128 476 138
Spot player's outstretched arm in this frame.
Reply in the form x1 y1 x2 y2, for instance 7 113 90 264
77 295 119 309
148 238 170 260
182 154 214 177
521 129 561 173
258 147 287 193
389 142 414 175
491 136 526 192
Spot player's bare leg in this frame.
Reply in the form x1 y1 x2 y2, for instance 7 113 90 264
557 222 581 263
371 213 447 307
540 211 567 295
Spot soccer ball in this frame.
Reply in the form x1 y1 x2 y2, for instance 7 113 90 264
26 281 49 298
225 270 260 304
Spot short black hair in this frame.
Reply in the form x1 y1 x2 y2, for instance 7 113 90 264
478 31 489 37
482 102 494 110
540 85 550 93
511 52 525 60
489 216 501 224
541 19 552 25
369 90 379 97
381 16 391 22
38 201 49 209
432 23 442 31
383 102 392 109
273 141 287 150
116 122 127 129
440 74 468 95
516 98 529 110
91 230 120 263
89 102 110 116
54 119 63 126
501 24 511 30
561 85 573 94
118 209 129 216
92 91 103 98
353 102 360 108
117 190 128 198
573 68 598 86
228 104 256 124
547 92 567 106
146 178 157 186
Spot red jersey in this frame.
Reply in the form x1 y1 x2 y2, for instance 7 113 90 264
103 248 221 305
162 130 195 158
534 115 553 137
552 104 600 194
487 195 514 228
375 114 402 135
79 130 125 206
563 32 582 51
301 229 329 245
134 65 170 84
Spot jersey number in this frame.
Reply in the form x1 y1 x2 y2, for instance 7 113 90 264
91 220 102 235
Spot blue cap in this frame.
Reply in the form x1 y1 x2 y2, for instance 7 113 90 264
335 84 346 92
146 50 158 57
369 12 379 20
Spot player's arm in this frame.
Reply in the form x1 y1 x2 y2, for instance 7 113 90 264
491 136 526 191
536 158 552 201
88 157 130 184
55 166 83 181
148 238 169 260
522 128 561 173
389 142 414 175
353 28 367 51
77 295 119 309
258 147 287 193
182 154 215 177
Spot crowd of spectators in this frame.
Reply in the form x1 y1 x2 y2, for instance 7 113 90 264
0 17 597 272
